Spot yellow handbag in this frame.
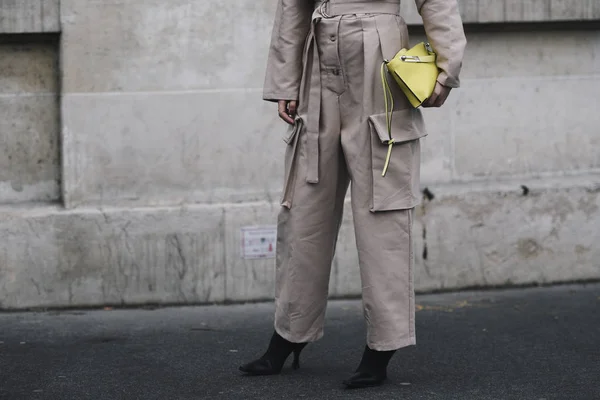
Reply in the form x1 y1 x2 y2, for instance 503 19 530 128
382 42 439 108
379 42 438 177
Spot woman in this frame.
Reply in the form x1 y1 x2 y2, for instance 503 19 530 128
240 0 466 388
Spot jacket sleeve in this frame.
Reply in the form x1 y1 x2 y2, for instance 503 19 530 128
263 0 313 102
415 0 467 88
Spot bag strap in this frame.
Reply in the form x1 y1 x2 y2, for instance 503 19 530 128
380 62 395 177
378 43 436 178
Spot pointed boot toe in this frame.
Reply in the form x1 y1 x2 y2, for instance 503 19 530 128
343 345 395 388
239 358 276 376
239 331 308 376
343 371 386 388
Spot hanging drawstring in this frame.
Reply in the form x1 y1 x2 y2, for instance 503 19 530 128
380 61 395 177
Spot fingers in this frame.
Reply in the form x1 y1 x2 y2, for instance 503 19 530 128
433 87 450 107
288 101 297 118
422 91 438 108
422 83 451 108
278 100 295 125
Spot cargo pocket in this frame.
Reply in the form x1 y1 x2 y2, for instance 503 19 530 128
281 117 303 209
369 108 427 212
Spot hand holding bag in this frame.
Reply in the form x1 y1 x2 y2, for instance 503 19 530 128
383 42 439 108
378 42 438 177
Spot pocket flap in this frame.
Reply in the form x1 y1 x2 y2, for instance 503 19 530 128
368 108 427 144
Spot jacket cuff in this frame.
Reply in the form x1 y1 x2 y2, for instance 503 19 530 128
263 91 299 102
437 71 460 89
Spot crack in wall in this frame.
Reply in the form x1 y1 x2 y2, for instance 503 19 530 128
421 187 434 279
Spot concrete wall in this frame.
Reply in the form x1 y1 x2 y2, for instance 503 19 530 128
0 0 60 34
0 37 60 204
60 0 277 208
0 0 599 309
416 28 600 184
401 0 600 23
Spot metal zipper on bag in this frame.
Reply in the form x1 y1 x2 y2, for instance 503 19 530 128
401 55 423 62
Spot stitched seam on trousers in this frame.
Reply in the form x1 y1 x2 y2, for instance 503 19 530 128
394 15 404 48
288 247 299 324
336 15 348 95
408 208 415 341
373 15 388 68
289 123 304 208
359 16 368 129
361 16 380 212
286 206 298 333
367 120 376 211
407 140 413 205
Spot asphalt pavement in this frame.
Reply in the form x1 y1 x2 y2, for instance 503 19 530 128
1 283 599 400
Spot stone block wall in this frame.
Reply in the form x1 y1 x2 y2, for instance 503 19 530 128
0 0 60 33
0 36 60 204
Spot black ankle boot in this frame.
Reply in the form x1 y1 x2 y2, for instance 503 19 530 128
343 345 396 388
239 331 308 376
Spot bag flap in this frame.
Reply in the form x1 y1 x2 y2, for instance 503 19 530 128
368 109 427 144
404 42 432 57
386 44 439 105
393 42 435 59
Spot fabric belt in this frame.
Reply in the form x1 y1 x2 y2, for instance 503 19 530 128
304 0 401 184
319 0 401 18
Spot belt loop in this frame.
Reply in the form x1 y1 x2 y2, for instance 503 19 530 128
319 0 331 18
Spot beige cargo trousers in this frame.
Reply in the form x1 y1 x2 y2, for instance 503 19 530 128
264 0 466 351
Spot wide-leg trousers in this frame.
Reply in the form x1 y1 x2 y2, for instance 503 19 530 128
274 4 427 351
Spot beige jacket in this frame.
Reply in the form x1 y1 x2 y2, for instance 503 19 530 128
263 0 467 102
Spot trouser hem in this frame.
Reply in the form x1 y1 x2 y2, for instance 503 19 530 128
275 324 324 344
367 337 416 352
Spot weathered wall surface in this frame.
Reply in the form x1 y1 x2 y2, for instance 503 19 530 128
58 0 600 208
0 0 598 309
0 38 60 204
0 0 60 33
401 0 600 23
60 0 278 208
0 204 226 309
2 178 599 308
416 28 600 184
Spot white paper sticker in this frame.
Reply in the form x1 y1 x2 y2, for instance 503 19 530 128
241 226 277 259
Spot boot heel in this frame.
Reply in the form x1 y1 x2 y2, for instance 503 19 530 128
239 332 308 376
292 343 307 370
